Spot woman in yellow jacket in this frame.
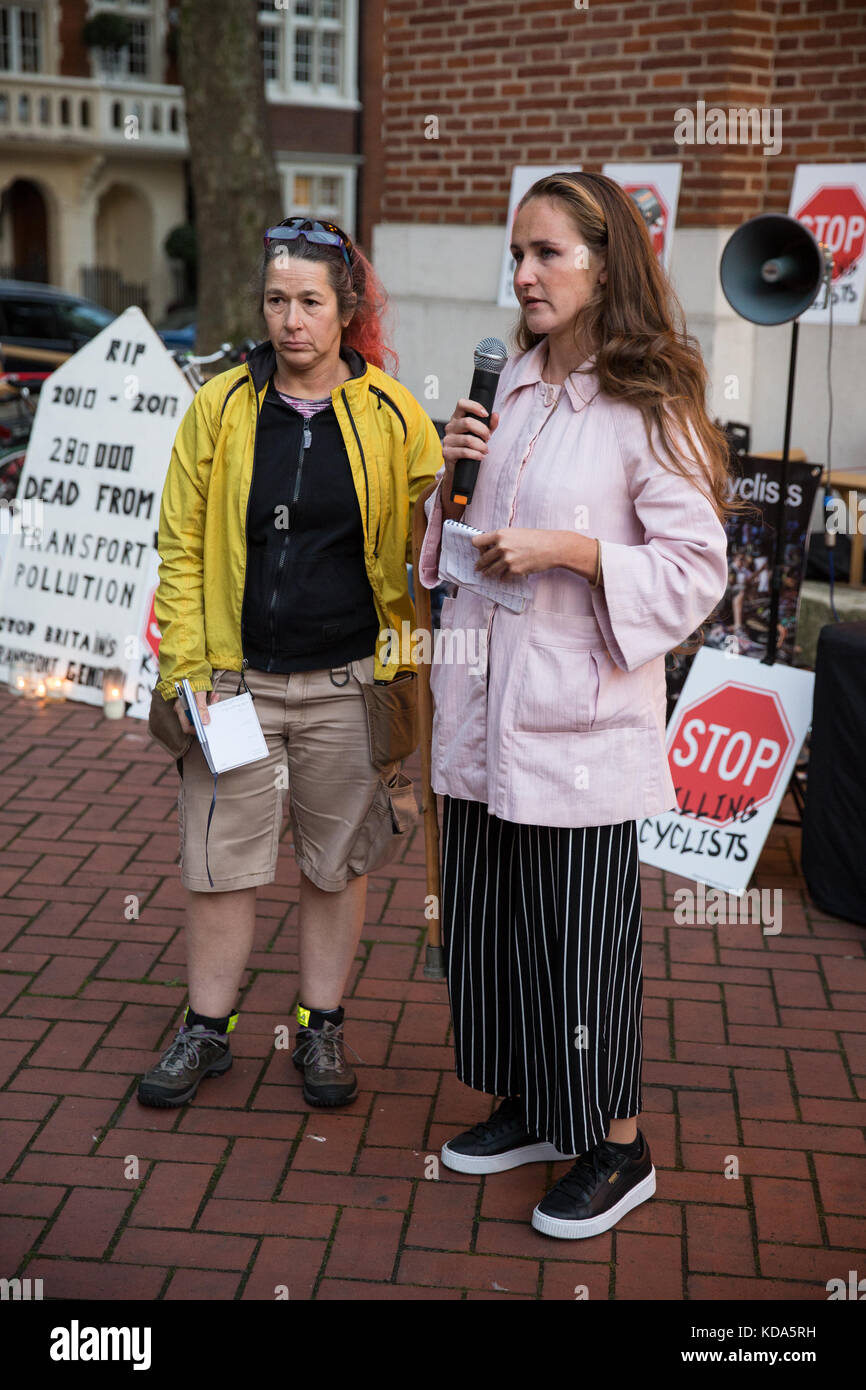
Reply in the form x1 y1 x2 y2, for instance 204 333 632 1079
138 218 441 1111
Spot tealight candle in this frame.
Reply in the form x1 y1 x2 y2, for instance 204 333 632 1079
9 661 32 696
45 675 68 702
102 668 126 719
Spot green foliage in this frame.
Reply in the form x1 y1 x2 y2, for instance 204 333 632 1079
82 13 134 50
165 223 197 268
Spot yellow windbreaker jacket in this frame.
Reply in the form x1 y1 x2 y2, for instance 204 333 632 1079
154 339 443 702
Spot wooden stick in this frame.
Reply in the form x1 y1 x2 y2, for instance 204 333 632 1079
410 482 445 978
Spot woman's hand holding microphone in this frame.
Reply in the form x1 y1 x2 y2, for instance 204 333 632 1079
440 398 500 522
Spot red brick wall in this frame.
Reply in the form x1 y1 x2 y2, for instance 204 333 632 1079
58 0 91 79
370 0 866 228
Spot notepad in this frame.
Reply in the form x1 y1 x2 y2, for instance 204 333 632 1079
439 518 533 612
175 678 269 775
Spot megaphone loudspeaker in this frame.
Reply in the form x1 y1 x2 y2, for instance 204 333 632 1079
720 213 828 326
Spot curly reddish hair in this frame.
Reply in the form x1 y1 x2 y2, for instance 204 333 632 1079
252 221 399 376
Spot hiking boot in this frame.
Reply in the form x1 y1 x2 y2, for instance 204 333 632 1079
292 1020 359 1107
137 1023 233 1108
441 1095 576 1174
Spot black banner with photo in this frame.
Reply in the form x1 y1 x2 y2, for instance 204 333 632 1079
666 455 824 714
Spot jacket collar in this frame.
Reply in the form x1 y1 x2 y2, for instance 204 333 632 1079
245 337 368 396
500 338 599 412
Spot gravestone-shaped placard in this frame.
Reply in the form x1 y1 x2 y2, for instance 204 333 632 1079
0 307 194 708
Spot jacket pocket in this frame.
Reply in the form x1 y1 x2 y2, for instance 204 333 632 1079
438 592 458 626
589 648 659 730
514 610 602 734
516 644 599 733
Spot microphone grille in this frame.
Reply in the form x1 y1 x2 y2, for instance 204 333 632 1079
474 337 509 374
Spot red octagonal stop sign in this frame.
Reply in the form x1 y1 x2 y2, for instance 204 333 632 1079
667 682 794 826
144 588 161 661
625 182 667 260
796 185 866 279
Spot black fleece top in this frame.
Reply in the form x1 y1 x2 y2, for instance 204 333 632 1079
240 346 380 674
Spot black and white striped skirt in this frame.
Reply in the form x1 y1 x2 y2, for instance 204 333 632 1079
440 794 645 1156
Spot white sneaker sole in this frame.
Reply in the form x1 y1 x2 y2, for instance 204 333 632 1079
441 1138 577 1174
531 1166 656 1239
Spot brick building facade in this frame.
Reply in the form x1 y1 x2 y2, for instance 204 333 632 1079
360 0 866 470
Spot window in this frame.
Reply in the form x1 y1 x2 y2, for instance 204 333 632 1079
258 0 356 105
1 298 61 340
56 300 115 337
0 5 44 72
89 1 154 81
282 165 355 237
127 19 147 76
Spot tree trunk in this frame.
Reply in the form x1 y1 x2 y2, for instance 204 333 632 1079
178 0 283 355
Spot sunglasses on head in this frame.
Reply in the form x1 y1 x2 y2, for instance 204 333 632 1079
263 218 354 275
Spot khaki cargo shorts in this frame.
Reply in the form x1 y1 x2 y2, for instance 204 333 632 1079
176 653 418 893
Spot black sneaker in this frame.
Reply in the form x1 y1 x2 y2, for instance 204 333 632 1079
531 1130 656 1239
441 1095 577 1174
291 1020 360 1107
137 1023 233 1108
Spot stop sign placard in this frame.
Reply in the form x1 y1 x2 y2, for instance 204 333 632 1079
144 587 161 661
668 681 794 826
625 182 667 260
796 185 866 280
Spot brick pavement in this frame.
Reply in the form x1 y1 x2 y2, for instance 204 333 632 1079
0 690 864 1301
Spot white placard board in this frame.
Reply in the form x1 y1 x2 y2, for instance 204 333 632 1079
497 165 583 309
0 306 194 707
602 162 682 271
788 163 866 325
638 647 814 895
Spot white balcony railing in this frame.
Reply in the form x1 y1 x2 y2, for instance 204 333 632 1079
0 73 188 153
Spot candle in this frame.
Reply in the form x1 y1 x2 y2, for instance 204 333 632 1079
103 686 125 718
45 675 68 702
23 670 44 700
102 668 126 719
9 661 32 696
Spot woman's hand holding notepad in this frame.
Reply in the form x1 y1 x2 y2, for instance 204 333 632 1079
439 519 532 612
175 678 268 774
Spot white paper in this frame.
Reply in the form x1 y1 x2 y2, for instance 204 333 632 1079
176 679 269 774
439 519 532 612
204 693 269 773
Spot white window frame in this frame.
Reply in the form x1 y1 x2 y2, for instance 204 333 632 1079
0 1 48 72
87 0 155 83
278 159 358 239
259 0 359 110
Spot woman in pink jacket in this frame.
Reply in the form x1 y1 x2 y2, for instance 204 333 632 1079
417 171 740 1240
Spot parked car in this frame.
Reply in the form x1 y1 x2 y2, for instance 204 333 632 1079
0 280 116 374
156 306 196 350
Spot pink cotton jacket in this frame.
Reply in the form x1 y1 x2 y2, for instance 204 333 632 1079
416 339 730 828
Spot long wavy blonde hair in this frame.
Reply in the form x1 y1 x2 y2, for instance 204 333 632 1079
513 171 749 524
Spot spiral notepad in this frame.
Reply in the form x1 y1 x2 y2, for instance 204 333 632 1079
175 678 268 775
439 519 532 612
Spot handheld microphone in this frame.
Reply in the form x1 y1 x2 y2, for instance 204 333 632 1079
450 337 509 506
